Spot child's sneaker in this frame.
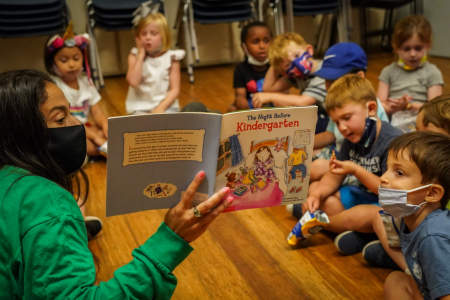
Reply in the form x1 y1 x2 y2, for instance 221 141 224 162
334 231 377 255
287 210 329 246
362 240 400 269
85 216 103 240
98 142 107 157
285 203 303 219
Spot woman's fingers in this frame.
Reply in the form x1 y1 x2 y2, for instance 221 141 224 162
194 187 232 218
180 171 206 209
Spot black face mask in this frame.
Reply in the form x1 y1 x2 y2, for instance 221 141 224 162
48 125 87 175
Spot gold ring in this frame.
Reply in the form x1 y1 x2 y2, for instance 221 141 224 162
193 206 202 218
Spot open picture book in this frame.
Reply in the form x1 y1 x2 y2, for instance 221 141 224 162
106 106 317 216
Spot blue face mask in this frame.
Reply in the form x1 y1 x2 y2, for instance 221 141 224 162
287 52 312 79
356 117 377 149
379 184 431 218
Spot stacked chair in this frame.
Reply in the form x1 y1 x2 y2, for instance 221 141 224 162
86 0 164 88
179 0 257 83
269 0 339 53
0 0 68 38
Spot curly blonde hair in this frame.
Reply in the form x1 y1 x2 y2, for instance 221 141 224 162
269 32 308 73
134 12 171 53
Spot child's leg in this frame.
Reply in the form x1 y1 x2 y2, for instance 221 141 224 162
384 271 423 300
318 190 345 216
325 204 379 233
372 212 407 270
310 158 329 182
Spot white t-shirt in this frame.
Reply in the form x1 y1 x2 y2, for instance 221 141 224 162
125 48 185 114
51 74 101 124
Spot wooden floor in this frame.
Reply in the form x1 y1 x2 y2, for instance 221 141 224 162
85 52 450 299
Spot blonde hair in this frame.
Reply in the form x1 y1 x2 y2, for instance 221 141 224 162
134 12 171 53
392 15 432 50
419 95 450 134
269 32 308 73
325 74 376 112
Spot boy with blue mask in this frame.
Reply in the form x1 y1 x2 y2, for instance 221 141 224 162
299 75 402 246
379 132 450 300
251 32 328 133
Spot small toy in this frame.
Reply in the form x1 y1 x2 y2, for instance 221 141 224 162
287 210 330 246
331 150 336 160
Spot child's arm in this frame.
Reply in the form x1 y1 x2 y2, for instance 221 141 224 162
262 66 291 92
253 92 316 108
314 131 335 150
427 84 442 101
377 81 393 115
126 40 146 87
152 60 181 113
234 87 250 110
329 159 380 194
306 171 345 212
90 103 108 138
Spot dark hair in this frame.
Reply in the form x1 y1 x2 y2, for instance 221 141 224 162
388 131 450 208
240 21 272 45
44 35 86 76
0 69 71 190
419 95 450 134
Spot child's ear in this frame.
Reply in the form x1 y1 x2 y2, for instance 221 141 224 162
425 184 445 205
367 100 377 117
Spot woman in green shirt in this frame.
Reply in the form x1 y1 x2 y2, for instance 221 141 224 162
0 69 233 299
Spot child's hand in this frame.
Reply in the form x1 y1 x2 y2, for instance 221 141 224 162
305 194 320 212
102 121 108 139
329 159 355 175
387 94 413 114
252 92 270 108
151 106 166 114
135 37 146 59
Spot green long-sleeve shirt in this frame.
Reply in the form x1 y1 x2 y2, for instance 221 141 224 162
0 165 193 299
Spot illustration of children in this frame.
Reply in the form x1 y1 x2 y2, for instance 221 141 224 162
253 146 276 184
287 147 307 193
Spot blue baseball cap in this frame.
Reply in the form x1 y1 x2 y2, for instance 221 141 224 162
315 42 367 80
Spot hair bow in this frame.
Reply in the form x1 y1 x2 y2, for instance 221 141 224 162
132 0 161 26
46 22 90 53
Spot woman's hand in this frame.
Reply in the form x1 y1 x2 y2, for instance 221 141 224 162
164 171 234 242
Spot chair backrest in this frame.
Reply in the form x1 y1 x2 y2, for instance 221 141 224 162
0 0 68 37
192 0 256 24
88 0 164 30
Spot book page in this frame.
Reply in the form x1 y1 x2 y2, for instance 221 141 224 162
106 113 222 216
216 106 317 212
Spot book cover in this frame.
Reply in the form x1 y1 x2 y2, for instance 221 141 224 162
106 106 317 216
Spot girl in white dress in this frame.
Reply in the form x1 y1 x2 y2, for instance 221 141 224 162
126 12 185 114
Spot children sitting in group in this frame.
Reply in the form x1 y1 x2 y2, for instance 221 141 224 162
125 12 184 114
251 32 328 133
378 15 443 132
228 21 273 111
380 132 450 300
44 25 108 157
303 74 402 252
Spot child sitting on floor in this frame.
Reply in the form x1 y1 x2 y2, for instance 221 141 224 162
380 132 450 300
252 32 328 134
44 24 108 157
126 11 184 114
378 15 443 132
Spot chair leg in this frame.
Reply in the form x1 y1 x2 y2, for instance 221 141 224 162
360 4 368 50
183 2 194 83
